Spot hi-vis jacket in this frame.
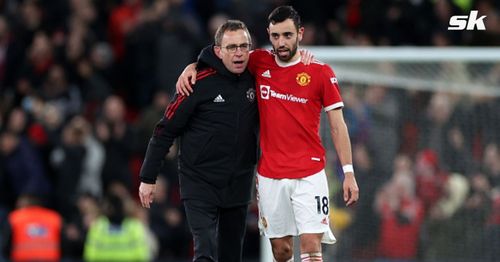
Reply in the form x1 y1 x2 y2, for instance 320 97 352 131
8 206 62 261
140 46 258 207
84 217 149 262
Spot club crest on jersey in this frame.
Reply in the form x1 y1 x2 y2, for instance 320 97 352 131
246 88 256 103
296 72 311 86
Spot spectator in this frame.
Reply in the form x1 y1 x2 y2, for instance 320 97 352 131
483 143 500 187
19 31 54 89
414 149 448 214
422 173 470 261
342 86 371 144
75 58 111 111
76 115 105 198
1 194 62 262
83 192 149 262
443 126 473 174
61 192 100 260
364 85 400 178
418 89 455 165
0 15 16 91
41 64 82 120
107 0 142 62
375 172 425 262
459 173 492 260
0 130 50 208
49 115 87 218
95 95 135 193
135 89 171 154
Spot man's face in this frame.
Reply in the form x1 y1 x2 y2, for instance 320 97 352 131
268 19 303 62
214 29 251 74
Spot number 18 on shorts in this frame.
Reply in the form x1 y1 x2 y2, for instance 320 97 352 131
256 170 336 244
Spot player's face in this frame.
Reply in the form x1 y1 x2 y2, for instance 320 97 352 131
268 19 304 62
214 29 251 74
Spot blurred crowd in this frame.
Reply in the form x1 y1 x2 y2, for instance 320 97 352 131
328 85 500 262
0 0 499 261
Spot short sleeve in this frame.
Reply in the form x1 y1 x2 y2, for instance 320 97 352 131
320 64 344 111
248 49 272 75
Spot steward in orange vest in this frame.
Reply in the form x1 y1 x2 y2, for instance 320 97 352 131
3 194 62 262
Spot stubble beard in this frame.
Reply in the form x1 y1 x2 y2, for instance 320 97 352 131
275 40 298 62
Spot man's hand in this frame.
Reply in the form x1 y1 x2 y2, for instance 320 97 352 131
343 173 359 207
139 182 156 208
175 63 197 96
299 49 314 65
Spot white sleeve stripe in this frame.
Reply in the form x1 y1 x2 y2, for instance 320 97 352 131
324 102 344 111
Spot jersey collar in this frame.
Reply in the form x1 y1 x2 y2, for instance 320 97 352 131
274 55 301 67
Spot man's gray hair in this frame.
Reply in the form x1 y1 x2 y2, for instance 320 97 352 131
214 20 251 46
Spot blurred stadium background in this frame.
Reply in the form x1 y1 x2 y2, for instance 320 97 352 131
0 0 499 261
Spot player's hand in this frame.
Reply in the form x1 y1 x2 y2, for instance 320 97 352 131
139 182 156 208
176 63 197 96
299 49 314 65
343 173 359 207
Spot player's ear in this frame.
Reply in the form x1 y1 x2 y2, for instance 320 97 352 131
214 45 223 59
298 26 304 42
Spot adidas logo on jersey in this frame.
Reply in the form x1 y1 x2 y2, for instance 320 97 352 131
261 70 271 78
213 94 225 103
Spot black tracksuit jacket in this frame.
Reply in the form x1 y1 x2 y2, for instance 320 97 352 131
140 46 258 207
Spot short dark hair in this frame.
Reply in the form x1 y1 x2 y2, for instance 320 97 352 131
214 20 251 46
103 193 125 225
268 5 301 30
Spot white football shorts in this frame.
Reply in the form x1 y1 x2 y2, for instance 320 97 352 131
256 169 336 244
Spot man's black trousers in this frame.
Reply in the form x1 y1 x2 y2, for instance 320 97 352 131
184 199 248 262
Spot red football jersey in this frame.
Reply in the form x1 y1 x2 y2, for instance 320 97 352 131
248 49 344 179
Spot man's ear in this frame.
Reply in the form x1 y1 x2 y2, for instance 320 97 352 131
298 27 304 42
214 46 222 59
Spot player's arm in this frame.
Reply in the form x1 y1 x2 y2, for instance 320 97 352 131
176 45 248 96
139 92 198 208
176 62 197 96
326 108 359 207
176 45 216 96
175 46 315 96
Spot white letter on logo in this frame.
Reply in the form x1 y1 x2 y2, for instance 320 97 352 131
448 15 468 30
466 10 486 30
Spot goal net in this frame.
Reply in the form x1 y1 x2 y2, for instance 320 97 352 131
258 47 500 262
313 47 500 97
